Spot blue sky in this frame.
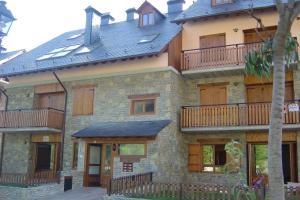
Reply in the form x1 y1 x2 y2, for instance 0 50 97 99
4 0 194 52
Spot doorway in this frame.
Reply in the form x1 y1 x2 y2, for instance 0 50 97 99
248 142 297 185
86 144 113 187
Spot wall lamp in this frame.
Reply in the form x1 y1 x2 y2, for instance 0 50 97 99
233 28 239 32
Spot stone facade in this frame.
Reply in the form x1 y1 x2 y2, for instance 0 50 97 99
1 67 300 191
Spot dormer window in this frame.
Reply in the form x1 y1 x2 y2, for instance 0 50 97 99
137 1 165 27
212 0 233 6
142 13 154 26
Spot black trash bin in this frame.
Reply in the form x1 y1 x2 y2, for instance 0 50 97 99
64 176 73 191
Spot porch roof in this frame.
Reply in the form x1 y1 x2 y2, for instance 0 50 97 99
72 120 171 138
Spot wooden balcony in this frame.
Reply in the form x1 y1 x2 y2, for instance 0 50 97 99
181 101 300 132
0 108 64 133
181 42 264 77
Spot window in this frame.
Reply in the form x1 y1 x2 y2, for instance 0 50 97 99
203 144 226 173
72 142 79 169
68 33 83 40
76 46 93 55
123 163 133 172
36 44 81 61
131 99 155 115
212 0 233 6
142 13 154 26
119 144 146 156
138 34 159 44
188 140 239 173
72 86 94 116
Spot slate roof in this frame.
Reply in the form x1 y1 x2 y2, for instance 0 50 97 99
0 14 181 77
174 0 277 22
0 50 24 64
72 120 171 138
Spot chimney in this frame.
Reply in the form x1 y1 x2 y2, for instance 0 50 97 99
84 6 102 46
126 8 137 21
101 13 115 25
167 0 185 13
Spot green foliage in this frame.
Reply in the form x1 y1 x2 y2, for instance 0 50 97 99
245 34 299 78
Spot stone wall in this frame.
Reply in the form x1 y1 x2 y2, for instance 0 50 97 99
6 86 35 110
2 133 31 174
68 70 178 184
0 184 63 200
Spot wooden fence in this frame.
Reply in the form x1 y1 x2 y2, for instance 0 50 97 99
181 101 300 128
0 171 60 187
108 173 300 200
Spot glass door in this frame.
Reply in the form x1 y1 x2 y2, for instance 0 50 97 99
100 144 112 187
248 143 297 186
87 144 102 187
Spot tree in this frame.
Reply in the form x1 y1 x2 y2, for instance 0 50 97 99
245 1 300 199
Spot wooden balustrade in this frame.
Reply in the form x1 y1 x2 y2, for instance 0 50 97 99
181 101 300 128
0 171 60 187
181 42 264 71
0 108 64 130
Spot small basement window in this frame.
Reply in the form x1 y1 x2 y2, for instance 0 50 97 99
138 34 159 44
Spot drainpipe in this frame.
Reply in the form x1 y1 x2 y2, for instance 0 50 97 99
53 72 68 176
0 88 8 175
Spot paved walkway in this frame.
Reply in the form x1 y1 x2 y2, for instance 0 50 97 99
42 187 107 200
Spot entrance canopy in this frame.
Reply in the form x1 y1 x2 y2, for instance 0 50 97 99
72 120 171 138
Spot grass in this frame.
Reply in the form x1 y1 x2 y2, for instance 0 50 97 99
0 183 34 188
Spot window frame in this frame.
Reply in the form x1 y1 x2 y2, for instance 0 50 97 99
198 138 230 174
128 93 159 116
202 144 227 173
118 142 148 163
142 12 155 26
72 141 79 170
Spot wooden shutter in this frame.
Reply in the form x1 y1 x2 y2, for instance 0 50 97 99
188 144 202 172
200 33 225 49
200 84 227 105
73 87 94 116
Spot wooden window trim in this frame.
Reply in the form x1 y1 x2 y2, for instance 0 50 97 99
72 141 79 170
128 93 160 100
130 97 156 116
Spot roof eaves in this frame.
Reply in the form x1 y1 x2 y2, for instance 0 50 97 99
1 51 162 77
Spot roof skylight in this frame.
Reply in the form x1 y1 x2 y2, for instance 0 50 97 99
138 34 159 44
36 44 81 61
68 33 83 40
76 46 93 54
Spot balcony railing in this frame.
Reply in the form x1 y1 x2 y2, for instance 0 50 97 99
181 101 300 129
181 42 264 71
0 108 64 130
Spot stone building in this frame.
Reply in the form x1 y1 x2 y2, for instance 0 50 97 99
0 0 299 195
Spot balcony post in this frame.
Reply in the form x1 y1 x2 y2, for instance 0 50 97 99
236 44 239 65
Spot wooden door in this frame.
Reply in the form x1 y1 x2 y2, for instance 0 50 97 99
200 84 227 105
86 144 102 187
38 92 65 110
100 144 113 187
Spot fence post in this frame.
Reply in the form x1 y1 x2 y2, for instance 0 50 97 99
179 183 183 200
108 179 112 196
